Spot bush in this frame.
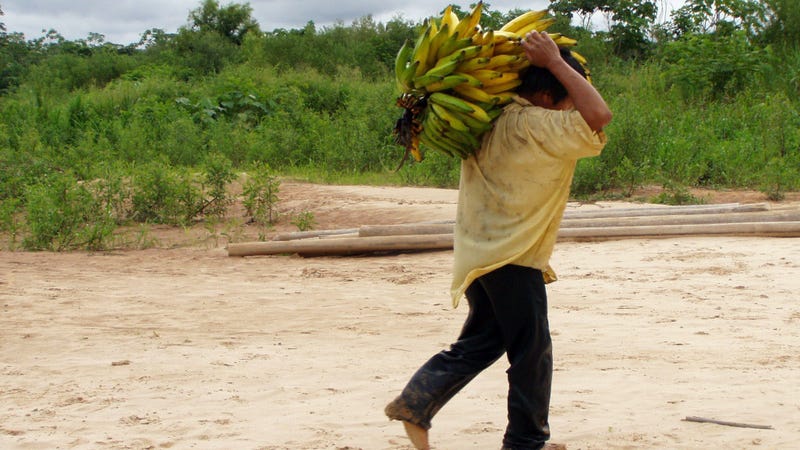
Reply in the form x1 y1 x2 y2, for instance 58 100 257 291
130 159 201 225
23 172 116 251
242 162 280 227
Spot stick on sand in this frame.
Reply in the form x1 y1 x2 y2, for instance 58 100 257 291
683 416 774 430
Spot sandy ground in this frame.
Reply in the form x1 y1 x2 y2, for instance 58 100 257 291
1 181 799 449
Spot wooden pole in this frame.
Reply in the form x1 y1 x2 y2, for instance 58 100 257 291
359 223 454 237
271 227 359 241
560 210 800 228
557 221 800 240
228 221 800 256
562 202 768 219
227 234 454 257
356 210 799 237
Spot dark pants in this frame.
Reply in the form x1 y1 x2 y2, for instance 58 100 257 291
387 264 553 449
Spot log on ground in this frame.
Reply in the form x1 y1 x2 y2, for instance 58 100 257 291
227 234 454 257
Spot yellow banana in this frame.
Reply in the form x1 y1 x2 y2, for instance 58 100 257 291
494 40 523 55
439 5 457 32
551 34 578 47
456 56 491 73
499 10 548 33
477 41 495 58
571 50 588 65
453 1 483 39
427 23 452 69
516 17 557 37
484 54 523 70
410 22 433 77
469 69 505 83
492 91 516 105
472 29 493 46
480 72 519 88
452 71 484 87
482 78 522 95
492 30 522 43
453 84 498 105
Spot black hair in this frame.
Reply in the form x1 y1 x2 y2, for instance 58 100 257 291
517 48 587 105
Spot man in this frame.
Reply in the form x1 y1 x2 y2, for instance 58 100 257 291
385 31 612 450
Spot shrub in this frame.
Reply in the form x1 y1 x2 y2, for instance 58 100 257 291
23 172 116 251
242 162 280 226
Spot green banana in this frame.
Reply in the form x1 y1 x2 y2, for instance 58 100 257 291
425 74 471 92
436 34 474 61
413 73 444 89
449 108 494 133
423 57 462 79
394 39 414 91
430 102 471 133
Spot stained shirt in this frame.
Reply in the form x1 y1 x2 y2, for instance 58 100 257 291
450 96 607 307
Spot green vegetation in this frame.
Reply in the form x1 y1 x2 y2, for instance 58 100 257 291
0 0 798 250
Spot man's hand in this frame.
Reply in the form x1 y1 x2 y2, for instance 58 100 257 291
519 31 613 132
521 31 561 69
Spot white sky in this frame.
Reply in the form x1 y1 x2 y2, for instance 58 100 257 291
1 0 684 45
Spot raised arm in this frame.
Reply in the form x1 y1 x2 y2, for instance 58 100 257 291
521 31 612 132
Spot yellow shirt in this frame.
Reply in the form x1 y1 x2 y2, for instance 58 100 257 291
450 96 607 307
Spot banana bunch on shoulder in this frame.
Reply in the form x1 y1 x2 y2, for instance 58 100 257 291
392 2 587 164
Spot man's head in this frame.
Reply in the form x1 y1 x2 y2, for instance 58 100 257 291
517 48 587 108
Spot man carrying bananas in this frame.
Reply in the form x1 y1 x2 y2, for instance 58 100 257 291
385 30 613 450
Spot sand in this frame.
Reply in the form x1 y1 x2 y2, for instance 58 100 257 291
1 181 799 449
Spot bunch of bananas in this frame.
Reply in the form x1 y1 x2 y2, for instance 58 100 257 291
392 2 585 163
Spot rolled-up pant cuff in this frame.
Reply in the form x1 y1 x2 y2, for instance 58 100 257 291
384 395 432 430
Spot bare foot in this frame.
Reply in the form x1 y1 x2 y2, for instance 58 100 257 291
402 420 430 450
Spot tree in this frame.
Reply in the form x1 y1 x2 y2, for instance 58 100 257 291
549 0 658 59
665 0 768 39
187 0 260 45
762 0 800 46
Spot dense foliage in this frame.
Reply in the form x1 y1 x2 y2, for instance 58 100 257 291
0 0 798 250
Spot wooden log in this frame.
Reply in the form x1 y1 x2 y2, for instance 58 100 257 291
268 204 774 242
560 210 800 229
228 221 800 257
357 209 798 237
562 202 768 219
271 227 359 241
227 234 454 257
557 221 800 240
359 223 455 238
